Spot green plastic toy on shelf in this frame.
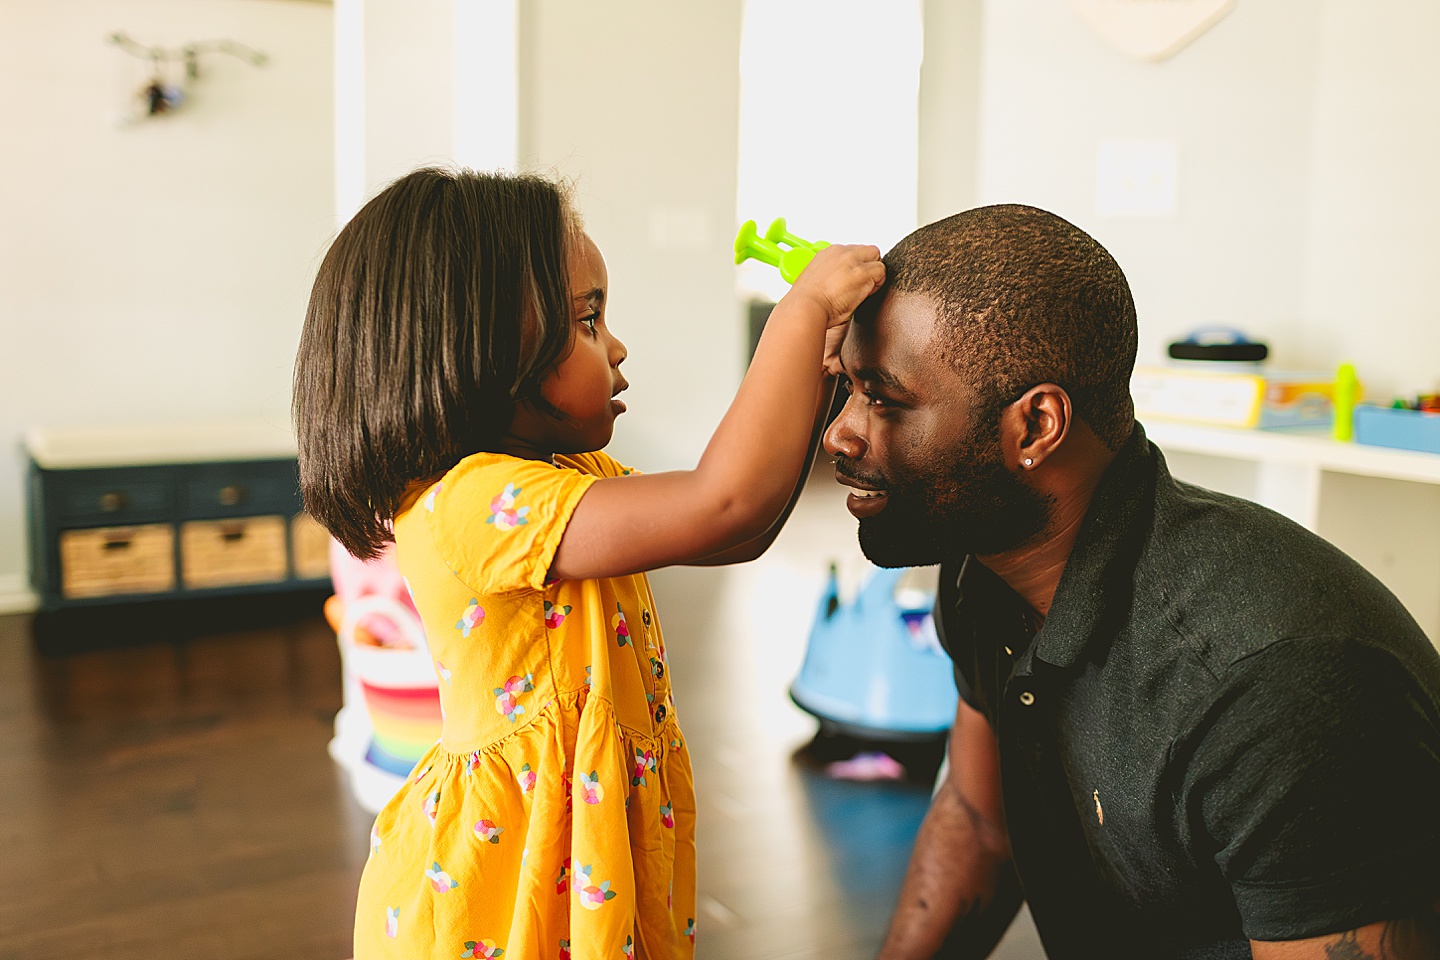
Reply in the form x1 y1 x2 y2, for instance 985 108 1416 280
734 217 829 284
1332 363 1359 442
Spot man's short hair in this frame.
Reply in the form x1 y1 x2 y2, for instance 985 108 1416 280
884 204 1138 450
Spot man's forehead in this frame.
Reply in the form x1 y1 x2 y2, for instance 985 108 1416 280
843 288 944 367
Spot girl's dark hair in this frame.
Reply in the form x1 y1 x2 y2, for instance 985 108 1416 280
294 167 576 559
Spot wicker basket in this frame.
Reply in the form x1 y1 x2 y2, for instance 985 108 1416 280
290 512 333 580
59 523 176 599
180 516 287 589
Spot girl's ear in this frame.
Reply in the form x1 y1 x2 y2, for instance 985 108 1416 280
1004 383 1071 471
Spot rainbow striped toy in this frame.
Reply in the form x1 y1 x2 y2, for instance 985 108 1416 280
329 594 442 812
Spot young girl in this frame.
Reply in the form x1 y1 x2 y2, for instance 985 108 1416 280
294 167 882 960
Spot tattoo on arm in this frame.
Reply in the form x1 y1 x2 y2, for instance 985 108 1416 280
1319 907 1440 960
1324 929 1378 960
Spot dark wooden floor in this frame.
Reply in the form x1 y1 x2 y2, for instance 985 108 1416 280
0 598 373 960
0 482 1044 959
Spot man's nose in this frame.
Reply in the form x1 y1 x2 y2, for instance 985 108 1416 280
822 393 867 461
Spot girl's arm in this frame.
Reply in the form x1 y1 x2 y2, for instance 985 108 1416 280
550 245 883 581
685 375 837 566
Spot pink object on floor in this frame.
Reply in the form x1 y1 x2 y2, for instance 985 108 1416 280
824 751 906 782
329 540 418 647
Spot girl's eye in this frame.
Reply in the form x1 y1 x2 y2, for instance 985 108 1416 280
578 314 599 334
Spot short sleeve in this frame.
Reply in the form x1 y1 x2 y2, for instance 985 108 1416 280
555 450 639 479
933 561 980 711
1184 635 1440 941
427 453 599 595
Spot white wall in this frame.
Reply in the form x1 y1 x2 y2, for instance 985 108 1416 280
1301 1 1440 398
975 0 1324 372
973 0 1440 395
7 0 1433 612
0 0 334 604
519 0 745 472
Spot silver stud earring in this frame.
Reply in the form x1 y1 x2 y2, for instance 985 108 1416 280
1023 458 1034 467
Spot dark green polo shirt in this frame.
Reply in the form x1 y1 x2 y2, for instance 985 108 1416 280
935 424 1440 959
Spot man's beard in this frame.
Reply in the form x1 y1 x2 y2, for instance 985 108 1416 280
849 425 1054 568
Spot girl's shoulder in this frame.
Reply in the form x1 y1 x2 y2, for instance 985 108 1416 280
407 452 606 596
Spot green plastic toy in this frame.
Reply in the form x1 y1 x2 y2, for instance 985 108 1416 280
1332 362 1359 442
734 217 830 284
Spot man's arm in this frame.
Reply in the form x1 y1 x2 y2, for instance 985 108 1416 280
879 696 1022 960
1250 907 1440 960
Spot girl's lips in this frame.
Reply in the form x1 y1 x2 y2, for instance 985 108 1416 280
841 483 888 518
610 398 627 414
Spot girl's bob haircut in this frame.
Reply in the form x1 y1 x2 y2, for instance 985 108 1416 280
294 167 576 560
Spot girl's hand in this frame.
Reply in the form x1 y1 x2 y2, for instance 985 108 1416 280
823 322 848 379
787 244 885 328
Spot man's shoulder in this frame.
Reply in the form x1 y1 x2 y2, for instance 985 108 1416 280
1139 468 1432 675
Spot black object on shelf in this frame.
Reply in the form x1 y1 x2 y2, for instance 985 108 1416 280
1167 327 1269 363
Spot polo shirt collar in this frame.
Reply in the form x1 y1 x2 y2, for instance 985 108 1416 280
1030 423 1156 669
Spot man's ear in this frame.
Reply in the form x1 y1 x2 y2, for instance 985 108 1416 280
1000 384 1071 472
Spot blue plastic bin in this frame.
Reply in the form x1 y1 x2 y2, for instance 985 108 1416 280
1353 405 1440 455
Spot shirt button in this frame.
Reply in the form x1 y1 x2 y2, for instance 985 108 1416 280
654 703 667 725
654 661 665 680
642 609 652 626
1018 691 1035 706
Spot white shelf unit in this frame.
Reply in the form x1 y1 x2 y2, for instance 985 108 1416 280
1145 420 1440 644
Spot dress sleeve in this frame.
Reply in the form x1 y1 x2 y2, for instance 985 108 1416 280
1181 635 1440 941
555 450 640 479
427 454 599 595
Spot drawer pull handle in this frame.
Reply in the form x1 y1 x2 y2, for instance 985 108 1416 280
218 485 246 507
220 526 247 543
103 538 134 552
98 491 129 512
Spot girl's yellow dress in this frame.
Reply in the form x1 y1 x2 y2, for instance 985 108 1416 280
354 451 697 960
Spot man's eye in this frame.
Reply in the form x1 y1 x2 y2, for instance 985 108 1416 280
865 392 902 413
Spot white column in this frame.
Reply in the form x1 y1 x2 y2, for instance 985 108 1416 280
918 0 984 225
333 0 367 226
1255 460 1322 532
331 0 521 226
454 0 520 172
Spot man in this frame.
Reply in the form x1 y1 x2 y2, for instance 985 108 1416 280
822 205 1440 959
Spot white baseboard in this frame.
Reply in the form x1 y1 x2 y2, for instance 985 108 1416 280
0 574 38 615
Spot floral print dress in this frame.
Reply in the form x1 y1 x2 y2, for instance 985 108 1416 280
354 451 696 960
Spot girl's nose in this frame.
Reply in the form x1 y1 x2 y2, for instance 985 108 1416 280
609 331 628 367
822 394 867 461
